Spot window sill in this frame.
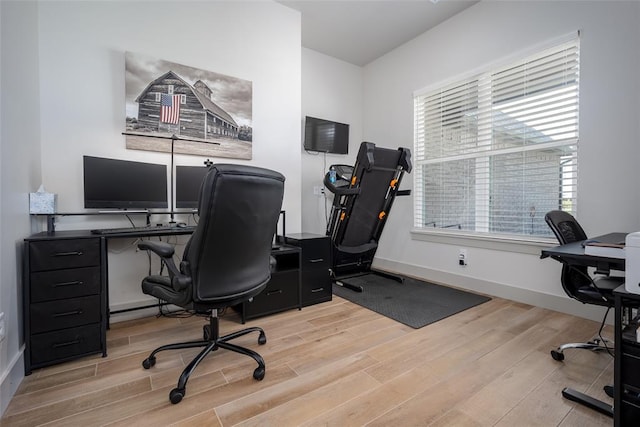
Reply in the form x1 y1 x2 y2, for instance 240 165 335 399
410 228 557 256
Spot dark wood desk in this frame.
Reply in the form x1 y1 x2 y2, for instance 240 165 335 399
541 232 629 419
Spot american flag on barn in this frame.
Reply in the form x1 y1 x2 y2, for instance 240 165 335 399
160 94 181 124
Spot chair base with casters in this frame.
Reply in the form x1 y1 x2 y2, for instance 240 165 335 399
142 310 267 404
550 337 613 361
546 271 620 364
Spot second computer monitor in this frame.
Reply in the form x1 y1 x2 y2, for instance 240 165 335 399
175 165 209 209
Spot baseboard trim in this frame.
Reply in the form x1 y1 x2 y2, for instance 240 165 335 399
373 257 612 324
1 346 24 417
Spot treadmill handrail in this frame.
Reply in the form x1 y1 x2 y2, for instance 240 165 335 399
323 173 360 195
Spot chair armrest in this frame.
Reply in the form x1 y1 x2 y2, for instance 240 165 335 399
138 240 175 258
138 240 189 290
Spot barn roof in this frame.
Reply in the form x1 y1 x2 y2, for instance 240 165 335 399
191 80 238 127
135 71 238 127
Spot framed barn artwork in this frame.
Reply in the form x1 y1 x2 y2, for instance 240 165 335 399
125 52 252 160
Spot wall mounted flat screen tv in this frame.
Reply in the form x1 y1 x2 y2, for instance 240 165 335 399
303 116 349 154
83 156 168 209
175 165 209 209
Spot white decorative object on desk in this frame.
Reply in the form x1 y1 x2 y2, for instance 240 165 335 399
29 185 57 214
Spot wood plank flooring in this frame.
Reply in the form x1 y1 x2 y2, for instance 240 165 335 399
2 295 615 426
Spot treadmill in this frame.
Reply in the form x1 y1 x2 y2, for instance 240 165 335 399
324 141 412 292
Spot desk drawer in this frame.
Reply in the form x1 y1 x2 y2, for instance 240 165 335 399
622 350 640 388
30 239 100 272
620 399 640 424
301 269 332 306
30 295 101 334
302 241 330 266
302 256 329 271
244 271 299 318
30 323 102 367
30 266 101 302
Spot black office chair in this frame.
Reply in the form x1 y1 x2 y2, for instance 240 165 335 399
544 210 623 361
137 164 285 404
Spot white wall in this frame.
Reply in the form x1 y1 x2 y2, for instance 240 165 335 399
363 1 640 314
301 48 363 235
34 1 302 315
0 0 301 415
0 0 42 415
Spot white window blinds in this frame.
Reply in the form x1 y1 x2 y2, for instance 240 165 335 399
414 37 580 237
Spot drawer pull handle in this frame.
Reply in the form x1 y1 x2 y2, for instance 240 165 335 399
53 281 83 288
266 289 283 296
53 251 84 257
311 288 325 293
309 258 324 263
52 339 81 349
53 310 83 318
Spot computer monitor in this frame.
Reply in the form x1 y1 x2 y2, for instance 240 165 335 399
175 165 209 209
303 116 349 154
83 156 168 209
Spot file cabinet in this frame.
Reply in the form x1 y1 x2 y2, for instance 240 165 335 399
284 233 332 307
24 236 107 374
240 245 301 322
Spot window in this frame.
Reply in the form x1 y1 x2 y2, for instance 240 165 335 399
413 37 579 238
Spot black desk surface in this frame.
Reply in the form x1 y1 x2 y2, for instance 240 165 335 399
25 226 196 241
541 232 627 271
26 227 302 255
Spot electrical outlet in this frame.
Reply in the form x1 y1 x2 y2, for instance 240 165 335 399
0 312 5 342
313 186 325 196
458 248 467 266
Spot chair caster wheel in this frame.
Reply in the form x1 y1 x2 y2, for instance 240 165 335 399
253 366 265 380
142 356 156 369
551 350 564 361
203 325 211 341
604 385 614 398
258 332 267 345
170 388 185 404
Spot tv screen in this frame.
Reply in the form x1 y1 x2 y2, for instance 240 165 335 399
303 116 349 154
175 165 209 209
83 156 168 209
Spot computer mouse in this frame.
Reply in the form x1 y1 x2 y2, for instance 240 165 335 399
176 222 188 228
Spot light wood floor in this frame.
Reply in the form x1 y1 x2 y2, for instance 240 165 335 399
2 294 615 426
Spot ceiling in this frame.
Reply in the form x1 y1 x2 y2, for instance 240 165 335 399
278 0 479 66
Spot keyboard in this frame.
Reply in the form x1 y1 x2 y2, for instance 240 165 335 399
91 225 194 235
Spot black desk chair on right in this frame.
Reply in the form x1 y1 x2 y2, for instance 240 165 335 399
545 210 623 362
545 210 628 415
137 164 285 404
